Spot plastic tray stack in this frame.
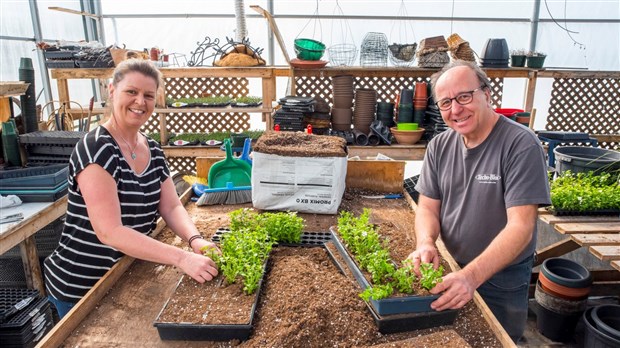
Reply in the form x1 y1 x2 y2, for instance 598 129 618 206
1 217 64 260
43 49 78 69
0 289 53 348
0 164 69 202
19 130 86 165
273 96 315 131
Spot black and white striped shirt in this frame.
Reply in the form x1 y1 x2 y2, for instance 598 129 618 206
44 126 170 302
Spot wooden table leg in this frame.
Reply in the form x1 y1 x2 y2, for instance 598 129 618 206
18 236 46 295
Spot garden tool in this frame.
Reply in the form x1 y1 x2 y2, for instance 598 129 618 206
360 194 403 199
199 139 252 205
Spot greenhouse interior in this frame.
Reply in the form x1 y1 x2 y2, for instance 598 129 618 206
0 1 619 347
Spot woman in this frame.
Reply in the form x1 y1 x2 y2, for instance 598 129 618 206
44 59 218 318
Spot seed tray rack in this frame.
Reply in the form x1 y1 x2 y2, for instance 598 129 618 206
211 229 331 247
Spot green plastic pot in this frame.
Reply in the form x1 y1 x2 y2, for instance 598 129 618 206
526 55 546 69
511 55 526 67
397 123 418 130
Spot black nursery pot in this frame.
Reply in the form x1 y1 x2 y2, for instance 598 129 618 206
536 303 581 342
584 307 620 348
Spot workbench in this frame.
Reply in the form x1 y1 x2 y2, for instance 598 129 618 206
36 188 515 347
0 196 68 294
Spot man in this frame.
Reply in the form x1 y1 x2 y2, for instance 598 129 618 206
407 60 550 342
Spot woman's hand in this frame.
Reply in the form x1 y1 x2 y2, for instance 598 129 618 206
191 238 220 256
177 251 219 283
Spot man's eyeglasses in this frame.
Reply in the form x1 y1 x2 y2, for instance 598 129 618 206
435 85 486 111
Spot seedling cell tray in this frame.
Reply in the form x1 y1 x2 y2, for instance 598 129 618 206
330 228 441 315
154 263 267 341
212 228 331 247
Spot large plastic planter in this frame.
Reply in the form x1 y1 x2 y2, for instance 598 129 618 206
153 263 267 341
329 228 458 317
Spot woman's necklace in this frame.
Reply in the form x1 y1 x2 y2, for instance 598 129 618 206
113 119 139 160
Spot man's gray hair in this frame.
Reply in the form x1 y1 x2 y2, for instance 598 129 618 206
429 60 492 100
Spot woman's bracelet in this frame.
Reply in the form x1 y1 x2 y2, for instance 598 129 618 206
188 235 204 249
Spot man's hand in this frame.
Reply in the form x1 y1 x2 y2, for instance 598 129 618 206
406 241 439 277
428 269 476 311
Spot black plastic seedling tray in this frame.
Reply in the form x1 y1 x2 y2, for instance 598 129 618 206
365 301 458 334
330 228 458 318
211 229 332 247
0 289 53 347
0 164 68 188
154 262 268 341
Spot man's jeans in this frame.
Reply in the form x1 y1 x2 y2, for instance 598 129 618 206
48 295 76 319
475 254 534 343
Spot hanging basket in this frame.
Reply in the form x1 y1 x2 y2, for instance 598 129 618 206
388 43 417 67
328 44 357 66
328 1 357 67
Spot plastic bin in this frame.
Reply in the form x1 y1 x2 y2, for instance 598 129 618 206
554 146 620 175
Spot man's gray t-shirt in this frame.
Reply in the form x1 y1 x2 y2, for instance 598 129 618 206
415 116 551 265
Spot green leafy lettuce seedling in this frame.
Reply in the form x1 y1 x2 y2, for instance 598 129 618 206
419 263 444 290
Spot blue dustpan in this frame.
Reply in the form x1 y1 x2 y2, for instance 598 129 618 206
239 137 252 166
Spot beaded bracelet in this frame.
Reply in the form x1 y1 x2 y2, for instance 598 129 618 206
188 235 204 249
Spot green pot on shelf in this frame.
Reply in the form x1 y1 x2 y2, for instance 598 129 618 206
526 55 546 69
511 55 526 67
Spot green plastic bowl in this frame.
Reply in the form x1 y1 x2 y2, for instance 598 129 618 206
294 38 326 61
397 123 418 130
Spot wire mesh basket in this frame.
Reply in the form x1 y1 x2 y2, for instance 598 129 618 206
328 44 357 66
388 43 417 67
360 32 388 67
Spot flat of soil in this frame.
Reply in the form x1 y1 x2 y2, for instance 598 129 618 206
60 189 501 347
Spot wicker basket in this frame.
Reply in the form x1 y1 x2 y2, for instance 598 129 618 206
447 33 476 62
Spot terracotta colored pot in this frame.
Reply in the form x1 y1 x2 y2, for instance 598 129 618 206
538 272 590 301
390 127 424 145
331 107 353 124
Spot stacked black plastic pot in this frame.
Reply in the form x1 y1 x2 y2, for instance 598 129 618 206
535 257 593 342
18 58 38 134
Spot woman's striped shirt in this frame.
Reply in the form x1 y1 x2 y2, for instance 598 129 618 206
44 126 170 302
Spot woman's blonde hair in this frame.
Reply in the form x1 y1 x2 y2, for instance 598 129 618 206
112 58 163 89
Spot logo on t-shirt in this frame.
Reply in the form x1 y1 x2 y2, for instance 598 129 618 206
475 173 501 184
